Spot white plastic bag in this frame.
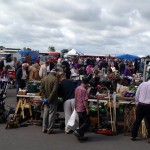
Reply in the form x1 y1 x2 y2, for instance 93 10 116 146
65 109 79 132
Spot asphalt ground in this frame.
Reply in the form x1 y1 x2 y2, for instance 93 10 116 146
0 89 150 150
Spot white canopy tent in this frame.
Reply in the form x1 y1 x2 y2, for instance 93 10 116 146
66 49 84 56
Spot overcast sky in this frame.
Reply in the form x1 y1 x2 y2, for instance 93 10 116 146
0 0 150 56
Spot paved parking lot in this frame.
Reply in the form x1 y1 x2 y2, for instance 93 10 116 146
0 89 150 150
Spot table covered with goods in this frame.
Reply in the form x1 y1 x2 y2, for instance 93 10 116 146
88 73 147 138
6 80 65 129
6 81 42 128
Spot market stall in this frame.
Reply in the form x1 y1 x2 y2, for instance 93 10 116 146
88 93 147 138
6 80 42 128
6 79 65 128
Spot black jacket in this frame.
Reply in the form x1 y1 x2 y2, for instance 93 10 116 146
16 67 28 89
58 79 75 101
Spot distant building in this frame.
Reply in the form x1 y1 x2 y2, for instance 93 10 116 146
0 47 20 53
0 47 21 63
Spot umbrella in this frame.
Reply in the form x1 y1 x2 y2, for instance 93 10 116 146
115 54 140 59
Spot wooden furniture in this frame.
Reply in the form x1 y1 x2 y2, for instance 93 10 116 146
89 95 135 134
14 95 42 122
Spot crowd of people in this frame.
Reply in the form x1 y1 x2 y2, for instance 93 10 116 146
0 55 150 142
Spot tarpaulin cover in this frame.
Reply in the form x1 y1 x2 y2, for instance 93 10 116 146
115 54 140 59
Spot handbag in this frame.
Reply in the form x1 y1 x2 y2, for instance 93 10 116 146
66 109 79 132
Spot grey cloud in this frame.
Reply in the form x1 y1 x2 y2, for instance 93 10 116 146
0 0 150 55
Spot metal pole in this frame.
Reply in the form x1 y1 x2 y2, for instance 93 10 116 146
113 92 117 133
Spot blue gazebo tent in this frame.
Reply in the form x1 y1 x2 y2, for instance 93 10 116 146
115 54 140 59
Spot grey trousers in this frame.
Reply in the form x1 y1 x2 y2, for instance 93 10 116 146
42 104 57 131
64 99 75 126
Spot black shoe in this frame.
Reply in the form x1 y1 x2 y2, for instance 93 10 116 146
47 130 56 134
78 137 89 142
74 130 81 137
130 137 136 141
43 129 47 133
148 138 150 143
65 130 73 134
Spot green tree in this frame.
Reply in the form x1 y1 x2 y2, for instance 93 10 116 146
23 47 27 50
48 46 56 52
26 48 32 51
0 46 5 50
23 47 32 51
61 49 69 55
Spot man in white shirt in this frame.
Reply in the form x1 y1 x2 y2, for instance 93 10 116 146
131 77 150 143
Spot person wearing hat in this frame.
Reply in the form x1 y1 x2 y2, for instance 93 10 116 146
40 69 58 134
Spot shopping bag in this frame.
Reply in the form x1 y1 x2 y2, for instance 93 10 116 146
66 109 79 132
